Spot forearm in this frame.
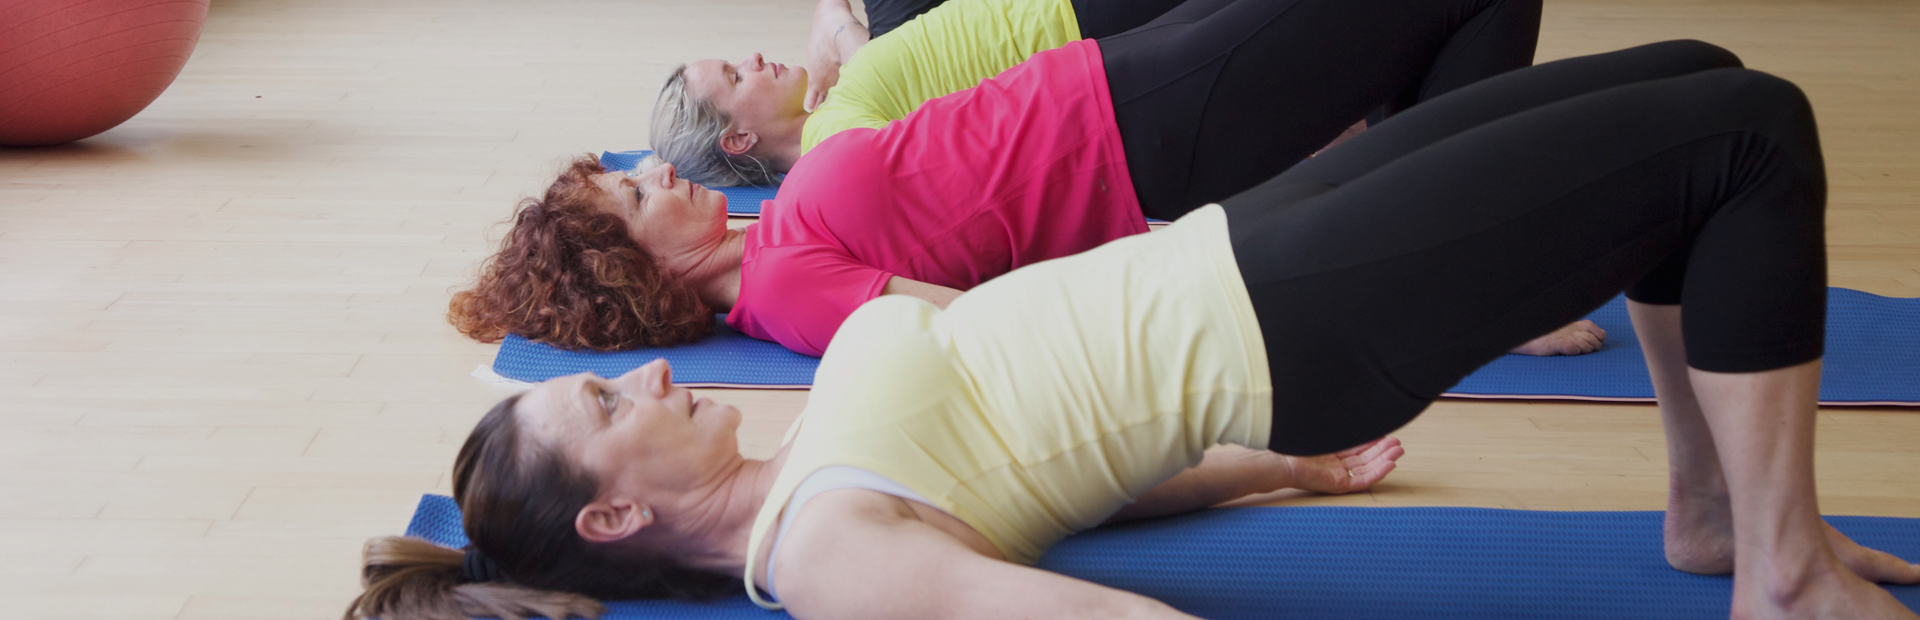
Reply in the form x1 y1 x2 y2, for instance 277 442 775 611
1105 447 1289 524
814 0 870 66
830 19 870 64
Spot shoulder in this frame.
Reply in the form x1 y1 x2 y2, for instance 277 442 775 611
802 102 887 151
827 296 942 359
789 127 885 181
810 296 955 410
769 490 971 613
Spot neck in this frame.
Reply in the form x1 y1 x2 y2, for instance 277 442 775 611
761 113 808 174
646 447 789 576
677 227 746 311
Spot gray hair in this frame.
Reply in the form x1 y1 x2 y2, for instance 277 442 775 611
647 65 780 187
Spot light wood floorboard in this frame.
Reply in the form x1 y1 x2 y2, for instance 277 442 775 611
0 0 1915 617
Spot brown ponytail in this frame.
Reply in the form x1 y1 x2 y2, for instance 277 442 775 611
343 536 602 620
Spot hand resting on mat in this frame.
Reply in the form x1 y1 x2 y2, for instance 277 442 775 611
1105 440 1403 524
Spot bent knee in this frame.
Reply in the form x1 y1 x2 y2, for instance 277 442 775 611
1651 39 1744 72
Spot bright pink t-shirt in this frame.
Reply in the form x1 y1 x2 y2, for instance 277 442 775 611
727 40 1147 356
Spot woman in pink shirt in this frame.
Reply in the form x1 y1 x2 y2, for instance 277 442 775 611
452 0 1606 357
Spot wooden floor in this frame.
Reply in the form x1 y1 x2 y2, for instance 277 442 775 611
0 0 1915 618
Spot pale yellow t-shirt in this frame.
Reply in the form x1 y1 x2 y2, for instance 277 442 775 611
744 205 1272 608
798 0 1082 153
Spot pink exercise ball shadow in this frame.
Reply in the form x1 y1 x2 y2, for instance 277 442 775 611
0 0 211 147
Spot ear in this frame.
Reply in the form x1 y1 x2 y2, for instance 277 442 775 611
718 129 758 156
575 498 651 544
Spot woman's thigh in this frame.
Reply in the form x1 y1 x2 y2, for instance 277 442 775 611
1100 0 1540 220
865 0 949 38
1071 0 1215 39
1229 67 1823 455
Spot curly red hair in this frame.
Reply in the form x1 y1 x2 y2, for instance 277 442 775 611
450 155 715 351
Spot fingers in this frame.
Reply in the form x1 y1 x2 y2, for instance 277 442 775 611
1337 437 1403 468
1333 436 1393 458
1350 443 1405 473
1343 457 1396 491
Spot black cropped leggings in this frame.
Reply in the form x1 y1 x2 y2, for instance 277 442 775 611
865 0 1193 41
1098 0 1541 220
1224 41 1828 456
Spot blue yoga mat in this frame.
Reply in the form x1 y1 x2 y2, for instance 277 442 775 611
490 288 1920 405
405 494 1920 619
1450 288 1920 406
601 150 780 217
493 316 817 388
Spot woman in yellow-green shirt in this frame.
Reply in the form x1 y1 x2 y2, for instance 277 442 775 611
647 0 1539 198
647 0 1158 186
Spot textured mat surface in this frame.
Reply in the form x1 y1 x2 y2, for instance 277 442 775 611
491 288 1920 405
492 317 816 387
406 494 1920 619
1450 288 1920 405
601 150 779 217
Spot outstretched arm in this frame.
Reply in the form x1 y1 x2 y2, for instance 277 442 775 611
805 0 872 112
1105 438 1403 524
777 493 1196 620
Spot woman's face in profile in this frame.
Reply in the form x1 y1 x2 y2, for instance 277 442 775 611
589 163 729 262
517 360 745 506
683 52 809 135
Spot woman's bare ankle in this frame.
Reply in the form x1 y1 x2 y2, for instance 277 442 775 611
1665 488 1735 574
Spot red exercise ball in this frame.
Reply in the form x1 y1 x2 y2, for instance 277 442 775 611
0 0 210 146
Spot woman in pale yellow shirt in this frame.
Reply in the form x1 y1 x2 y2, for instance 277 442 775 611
356 49 1919 620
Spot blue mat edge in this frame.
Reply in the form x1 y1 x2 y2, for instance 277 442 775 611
402 493 1920 619
489 288 1920 406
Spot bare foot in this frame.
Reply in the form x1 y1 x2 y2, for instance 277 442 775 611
1731 555 1919 620
1668 500 1920 588
1284 437 1403 495
1825 523 1920 584
1665 488 1736 574
1509 320 1607 356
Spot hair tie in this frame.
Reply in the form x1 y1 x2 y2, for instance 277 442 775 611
460 546 508 584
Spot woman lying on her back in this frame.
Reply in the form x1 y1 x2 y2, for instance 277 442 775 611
451 0 1606 358
377 42 1919 620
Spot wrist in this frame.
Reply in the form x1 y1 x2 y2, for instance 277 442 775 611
832 21 866 61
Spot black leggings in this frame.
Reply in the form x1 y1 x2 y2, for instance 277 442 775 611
1222 41 1828 456
1099 0 1541 220
864 0 1189 41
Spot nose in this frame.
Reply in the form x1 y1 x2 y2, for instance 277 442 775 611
624 164 676 188
617 359 674 397
640 358 673 397
746 52 764 70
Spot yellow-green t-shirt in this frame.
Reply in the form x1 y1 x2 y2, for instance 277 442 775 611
799 0 1082 153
